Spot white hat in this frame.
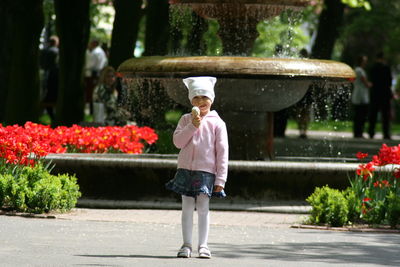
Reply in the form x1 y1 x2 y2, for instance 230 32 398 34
183 76 217 103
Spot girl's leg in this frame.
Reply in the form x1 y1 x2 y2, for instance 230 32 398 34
181 195 195 246
196 194 210 248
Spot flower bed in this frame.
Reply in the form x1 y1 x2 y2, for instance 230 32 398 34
307 144 400 228
0 122 158 166
0 122 158 213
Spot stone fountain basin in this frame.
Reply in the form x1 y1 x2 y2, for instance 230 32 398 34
118 56 355 112
44 153 357 201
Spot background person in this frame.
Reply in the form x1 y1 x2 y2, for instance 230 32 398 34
85 39 108 114
351 55 372 138
39 35 59 121
368 52 393 139
92 66 128 126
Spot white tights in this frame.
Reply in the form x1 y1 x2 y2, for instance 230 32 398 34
181 194 210 248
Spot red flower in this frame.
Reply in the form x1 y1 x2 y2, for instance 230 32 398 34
381 180 390 187
356 163 375 181
363 197 372 202
356 152 368 159
114 72 123 78
394 168 400 179
0 122 158 167
371 144 400 166
373 180 391 188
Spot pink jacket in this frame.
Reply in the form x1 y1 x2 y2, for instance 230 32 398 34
173 110 229 187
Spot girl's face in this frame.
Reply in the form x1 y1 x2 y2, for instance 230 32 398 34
191 95 212 116
104 72 116 88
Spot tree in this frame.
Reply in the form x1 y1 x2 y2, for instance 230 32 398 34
109 0 143 69
169 10 208 55
186 13 208 55
340 0 400 67
54 0 91 126
0 0 13 122
311 0 346 59
143 0 170 56
1 0 44 125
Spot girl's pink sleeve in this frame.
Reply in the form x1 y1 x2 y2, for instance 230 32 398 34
214 121 229 187
173 114 197 149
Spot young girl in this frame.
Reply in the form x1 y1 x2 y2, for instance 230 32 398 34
166 76 229 259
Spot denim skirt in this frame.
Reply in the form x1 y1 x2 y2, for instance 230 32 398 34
165 168 226 198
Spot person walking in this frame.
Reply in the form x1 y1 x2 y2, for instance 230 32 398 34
39 35 59 121
165 76 228 259
351 55 372 138
84 39 108 114
291 48 313 138
368 52 393 139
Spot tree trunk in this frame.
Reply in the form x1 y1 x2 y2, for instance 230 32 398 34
2 1 43 125
311 0 345 59
143 0 170 56
109 0 143 69
187 13 207 56
0 1 13 122
54 0 91 126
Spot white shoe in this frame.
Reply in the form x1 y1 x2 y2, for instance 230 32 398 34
177 244 192 258
198 246 211 259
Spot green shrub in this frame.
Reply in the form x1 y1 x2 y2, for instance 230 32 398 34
0 173 28 211
0 163 81 213
386 191 400 228
361 198 386 225
306 185 349 227
343 188 361 223
0 173 10 207
58 173 81 211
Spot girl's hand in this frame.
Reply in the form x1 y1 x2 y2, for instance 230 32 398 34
213 185 223 192
192 114 201 128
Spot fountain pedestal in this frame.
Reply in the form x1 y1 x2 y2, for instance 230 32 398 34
119 56 354 160
219 111 274 160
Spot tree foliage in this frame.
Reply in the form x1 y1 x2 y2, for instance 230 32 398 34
253 11 310 57
342 0 371 10
340 0 400 66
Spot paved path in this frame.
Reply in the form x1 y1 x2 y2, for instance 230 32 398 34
1 208 400 267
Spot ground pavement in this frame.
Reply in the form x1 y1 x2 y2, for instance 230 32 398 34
2 129 400 266
1 207 400 267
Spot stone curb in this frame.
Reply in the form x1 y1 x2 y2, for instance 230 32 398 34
0 210 57 219
291 224 400 234
76 199 312 214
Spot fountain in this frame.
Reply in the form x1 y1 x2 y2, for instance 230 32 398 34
118 0 355 160
45 0 360 203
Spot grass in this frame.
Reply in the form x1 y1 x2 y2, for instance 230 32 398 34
38 114 94 126
287 119 400 134
287 119 352 132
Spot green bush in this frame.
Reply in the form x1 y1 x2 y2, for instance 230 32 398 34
343 188 361 223
306 185 349 227
0 163 81 213
0 173 11 207
361 198 386 225
386 191 400 228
